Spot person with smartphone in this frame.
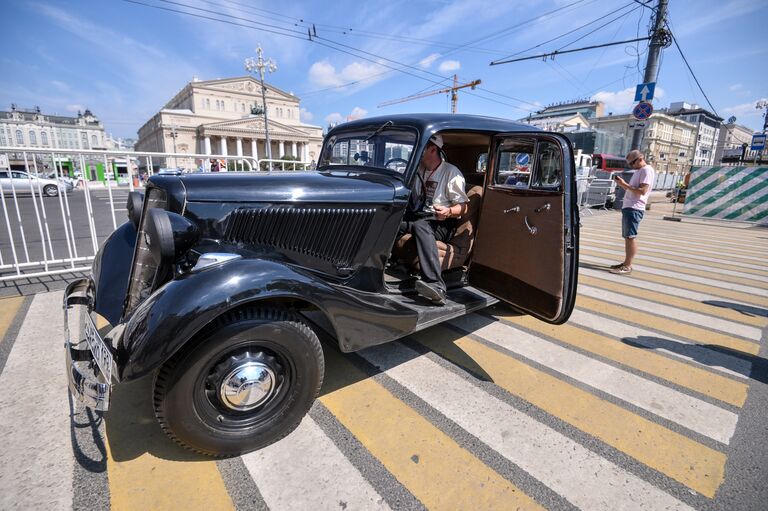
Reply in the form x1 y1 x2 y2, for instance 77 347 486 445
610 150 655 275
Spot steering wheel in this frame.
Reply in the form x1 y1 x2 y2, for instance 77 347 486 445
384 157 409 170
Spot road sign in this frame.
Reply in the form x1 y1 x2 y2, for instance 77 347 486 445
628 121 646 129
751 134 766 151
515 153 530 166
632 101 653 121
634 82 656 102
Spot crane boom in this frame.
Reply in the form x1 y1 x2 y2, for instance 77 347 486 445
378 75 481 113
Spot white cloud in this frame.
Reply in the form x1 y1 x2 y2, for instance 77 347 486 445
324 107 368 125
722 98 767 117
299 108 314 123
325 112 344 125
419 53 440 69
729 84 743 92
66 104 86 113
308 59 385 88
438 60 461 73
349 107 368 120
591 86 665 115
51 80 69 92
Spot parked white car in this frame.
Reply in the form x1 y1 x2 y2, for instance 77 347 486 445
0 170 73 196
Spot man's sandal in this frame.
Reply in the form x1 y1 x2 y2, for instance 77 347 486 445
609 265 632 275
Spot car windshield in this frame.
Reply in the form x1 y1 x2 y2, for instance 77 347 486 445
317 125 417 174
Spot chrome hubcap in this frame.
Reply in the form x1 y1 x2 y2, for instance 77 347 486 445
219 361 276 411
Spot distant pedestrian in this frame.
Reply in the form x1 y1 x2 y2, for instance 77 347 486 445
610 150 655 275
210 159 220 172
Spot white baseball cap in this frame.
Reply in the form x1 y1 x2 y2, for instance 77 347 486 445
429 134 444 149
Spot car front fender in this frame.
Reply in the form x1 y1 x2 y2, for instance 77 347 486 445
118 258 417 381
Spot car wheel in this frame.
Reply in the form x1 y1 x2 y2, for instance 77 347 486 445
43 184 58 197
153 307 324 457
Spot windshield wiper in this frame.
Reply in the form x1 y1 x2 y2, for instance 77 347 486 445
365 120 393 142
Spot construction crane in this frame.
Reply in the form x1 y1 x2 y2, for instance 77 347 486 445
378 75 481 113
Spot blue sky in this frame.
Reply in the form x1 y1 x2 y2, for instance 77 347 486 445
2 0 766 139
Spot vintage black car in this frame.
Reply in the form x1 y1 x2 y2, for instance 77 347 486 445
64 114 579 457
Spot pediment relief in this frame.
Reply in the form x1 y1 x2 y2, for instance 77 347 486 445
202 117 307 137
198 78 296 101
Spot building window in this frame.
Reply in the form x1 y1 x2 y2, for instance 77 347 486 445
92 134 98 146
81 132 89 149
41 132 48 145
0 130 5 145
29 131 37 145
16 130 23 145
205 98 211 109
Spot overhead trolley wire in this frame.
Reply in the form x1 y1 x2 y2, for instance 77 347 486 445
118 0 540 113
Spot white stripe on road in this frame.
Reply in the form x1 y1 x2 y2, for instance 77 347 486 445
450 315 739 445
578 267 762 306
241 416 390 511
360 342 694 511
579 285 763 341
582 237 768 271
582 245 768 283
580 254 768 297
569 308 752 380
0 292 73 510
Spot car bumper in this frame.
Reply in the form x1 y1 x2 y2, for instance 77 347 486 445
63 278 113 411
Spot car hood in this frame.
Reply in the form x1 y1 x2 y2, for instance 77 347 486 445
180 170 399 203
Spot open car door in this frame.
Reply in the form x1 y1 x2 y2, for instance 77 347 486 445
468 132 579 324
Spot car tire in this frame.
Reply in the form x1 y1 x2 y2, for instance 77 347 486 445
43 184 58 197
153 307 324 457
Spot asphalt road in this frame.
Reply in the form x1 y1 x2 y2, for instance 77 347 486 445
0 205 766 510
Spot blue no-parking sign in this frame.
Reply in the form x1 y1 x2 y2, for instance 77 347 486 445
516 153 530 166
633 101 653 121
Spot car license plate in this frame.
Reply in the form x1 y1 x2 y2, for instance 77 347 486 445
84 312 112 381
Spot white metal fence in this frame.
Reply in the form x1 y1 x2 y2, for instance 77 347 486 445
0 146 312 283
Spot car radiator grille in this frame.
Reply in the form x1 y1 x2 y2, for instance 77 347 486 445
224 206 376 267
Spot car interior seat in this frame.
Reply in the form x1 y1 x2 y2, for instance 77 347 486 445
393 184 484 271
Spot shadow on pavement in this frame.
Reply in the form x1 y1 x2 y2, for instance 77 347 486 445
622 335 768 384
702 300 768 319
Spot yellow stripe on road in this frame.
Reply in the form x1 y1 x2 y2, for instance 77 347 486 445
413 326 727 498
579 275 768 328
577 296 761 355
319 347 543 511
581 240 768 278
495 314 748 407
581 248 763 289
0 297 24 343
105 379 234 511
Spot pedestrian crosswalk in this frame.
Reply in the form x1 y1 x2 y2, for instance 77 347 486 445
0 209 765 510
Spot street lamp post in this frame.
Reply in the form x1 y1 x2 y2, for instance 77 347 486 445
245 46 277 161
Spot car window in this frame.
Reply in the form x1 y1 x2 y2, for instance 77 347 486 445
493 138 534 189
533 140 562 188
12 172 28 179
492 137 562 191
0 171 9 179
318 126 417 174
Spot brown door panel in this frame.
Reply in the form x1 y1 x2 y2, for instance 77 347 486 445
470 187 565 318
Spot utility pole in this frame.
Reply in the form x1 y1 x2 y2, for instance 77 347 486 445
631 0 669 151
245 46 278 161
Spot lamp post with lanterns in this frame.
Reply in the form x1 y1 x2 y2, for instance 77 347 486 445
245 46 277 161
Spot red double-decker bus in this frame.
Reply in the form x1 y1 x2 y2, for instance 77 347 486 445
592 154 629 172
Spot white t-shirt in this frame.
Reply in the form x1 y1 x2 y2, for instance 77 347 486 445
413 160 469 210
622 164 655 210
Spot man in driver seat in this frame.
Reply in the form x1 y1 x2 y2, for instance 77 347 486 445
399 134 469 305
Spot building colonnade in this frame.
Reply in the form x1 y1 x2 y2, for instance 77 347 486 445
202 135 310 163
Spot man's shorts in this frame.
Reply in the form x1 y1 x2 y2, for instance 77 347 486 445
621 207 644 238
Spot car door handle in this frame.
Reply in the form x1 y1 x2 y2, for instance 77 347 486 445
535 202 551 213
504 206 520 214
524 216 538 235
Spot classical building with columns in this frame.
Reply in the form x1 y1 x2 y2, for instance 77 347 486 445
135 76 323 170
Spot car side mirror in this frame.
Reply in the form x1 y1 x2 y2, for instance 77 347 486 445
127 191 144 228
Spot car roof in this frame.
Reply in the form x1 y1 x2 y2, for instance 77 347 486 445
329 113 540 137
